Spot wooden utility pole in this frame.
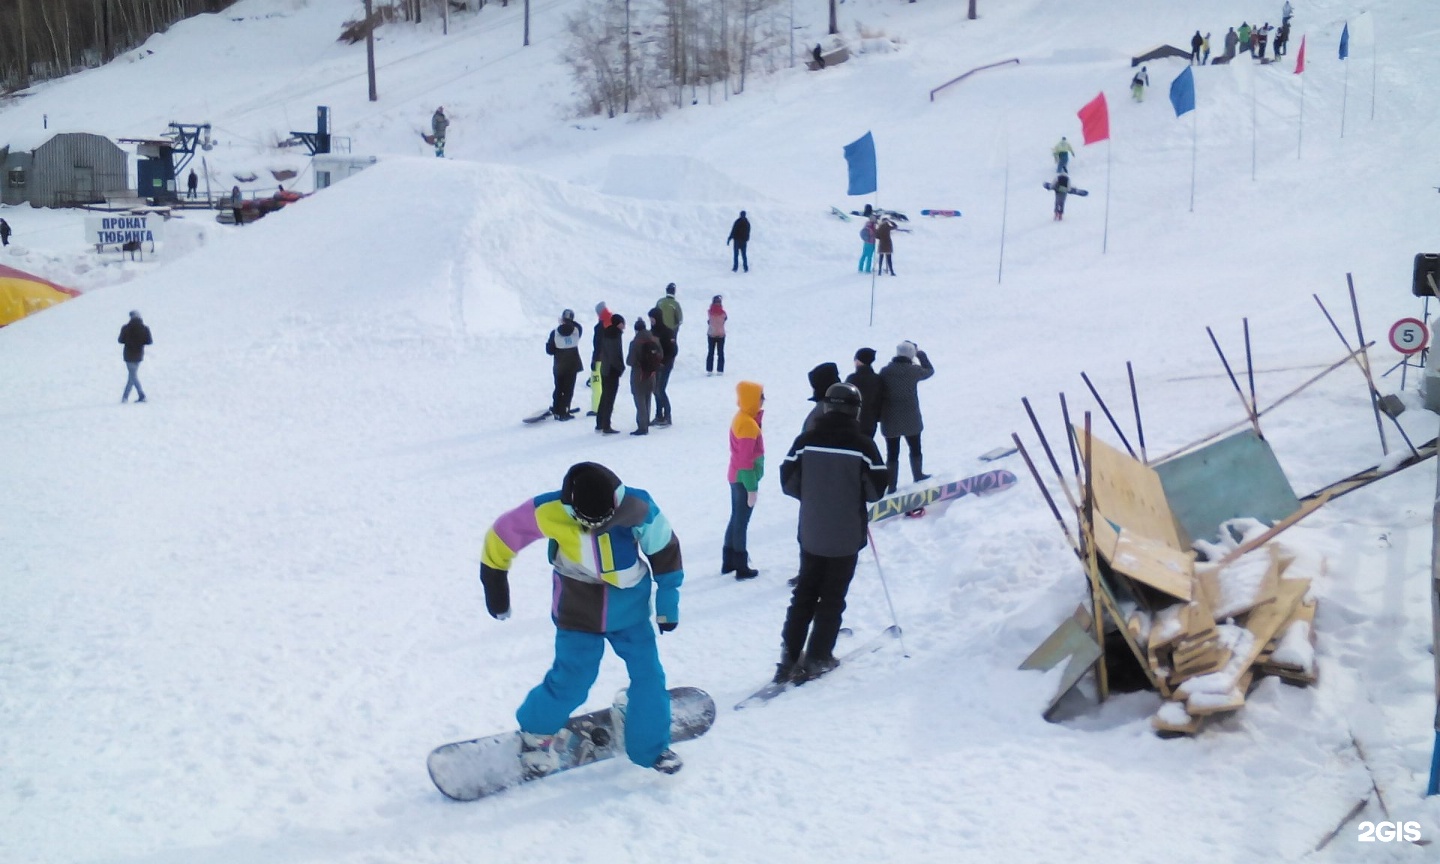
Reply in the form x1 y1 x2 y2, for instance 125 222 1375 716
365 0 378 101
969 0 978 19
524 0 530 45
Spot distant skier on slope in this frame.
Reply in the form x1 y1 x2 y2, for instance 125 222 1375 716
1052 136 1075 173
1131 66 1150 101
478 461 686 776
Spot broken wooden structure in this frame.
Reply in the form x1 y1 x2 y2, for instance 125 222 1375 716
1018 276 1439 735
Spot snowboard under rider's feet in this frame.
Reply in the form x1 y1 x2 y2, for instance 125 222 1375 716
652 748 683 774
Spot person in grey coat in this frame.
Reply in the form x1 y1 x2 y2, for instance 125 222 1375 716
774 382 888 683
878 341 934 494
627 319 661 436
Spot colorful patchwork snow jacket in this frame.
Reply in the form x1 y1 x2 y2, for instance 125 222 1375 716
728 380 765 491
480 486 683 633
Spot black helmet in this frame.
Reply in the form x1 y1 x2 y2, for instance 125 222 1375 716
821 382 862 418
561 308 575 321
561 462 622 529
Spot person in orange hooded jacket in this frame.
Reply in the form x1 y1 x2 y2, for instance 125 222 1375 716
725 380 765 580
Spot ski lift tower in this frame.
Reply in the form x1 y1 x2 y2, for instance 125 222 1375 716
123 123 212 204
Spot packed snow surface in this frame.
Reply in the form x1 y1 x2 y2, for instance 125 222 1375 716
4 0 1440 861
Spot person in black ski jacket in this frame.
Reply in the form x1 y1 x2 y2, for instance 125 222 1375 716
648 308 677 426
878 341 934 493
845 347 883 441
775 383 888 683
595 315 626 434
0 217 11 246
546 309 584 420
1190 30 1204 64
727 210 751 273
118 310 153 403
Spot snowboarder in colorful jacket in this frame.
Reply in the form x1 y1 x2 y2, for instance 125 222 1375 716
725 380 765 580
479 461 686 775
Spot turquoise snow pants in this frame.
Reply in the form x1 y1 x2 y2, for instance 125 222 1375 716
858 242 875 272
517 620 671 767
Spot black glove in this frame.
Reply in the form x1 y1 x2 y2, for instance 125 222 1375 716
480 564 511 620
658 621 678 634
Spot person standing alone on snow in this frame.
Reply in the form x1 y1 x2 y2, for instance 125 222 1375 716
119 310 152 403
186 169 199 199
878 341 934 494
0 217 10 246
774 383 888 683
724 380 765 581
1190 31 1204 64
706 295 727 376
546 309 584 420
1131 66 1150 101
727 211 750 273
478 461 686 776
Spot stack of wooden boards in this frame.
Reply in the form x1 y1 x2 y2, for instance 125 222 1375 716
1126 545 1319 736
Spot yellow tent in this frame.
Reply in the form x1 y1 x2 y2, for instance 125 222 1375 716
0 263 80 327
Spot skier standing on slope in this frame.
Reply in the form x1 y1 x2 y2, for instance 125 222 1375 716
773 383 888 683
724 380 765 581
479 461 686 776
545 309 583 420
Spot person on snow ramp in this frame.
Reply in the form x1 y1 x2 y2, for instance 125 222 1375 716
480 462 686 776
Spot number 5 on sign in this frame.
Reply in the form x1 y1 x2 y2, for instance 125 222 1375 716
1388 318 1429 355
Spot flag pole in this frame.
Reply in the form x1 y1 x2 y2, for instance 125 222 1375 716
1251 70 1258 180
868 193 878 326
1370 38 1377 121
998 147 1010 284
1190 108 1197 213
1341 56 1350 137
1102 139 1112 254
1298 69 1305 159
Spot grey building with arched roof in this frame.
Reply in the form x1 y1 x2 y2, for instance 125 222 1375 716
2 132 130 208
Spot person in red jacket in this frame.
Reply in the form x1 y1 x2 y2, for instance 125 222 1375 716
725 380 765 580
706 295 727 376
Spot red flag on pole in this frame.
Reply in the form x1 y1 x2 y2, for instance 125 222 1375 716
1294 35 1307 73
1077 93 1110 144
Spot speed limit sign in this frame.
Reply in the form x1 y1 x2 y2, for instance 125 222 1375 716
1389 318 1429 355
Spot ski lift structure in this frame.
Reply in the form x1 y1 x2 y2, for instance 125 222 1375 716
120 122 213 205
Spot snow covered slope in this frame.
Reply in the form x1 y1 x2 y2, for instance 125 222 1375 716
3 0 1440 861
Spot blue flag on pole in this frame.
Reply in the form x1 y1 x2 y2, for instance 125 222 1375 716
1169 66 1196 117
843 132 878 196
1339 23 1350 59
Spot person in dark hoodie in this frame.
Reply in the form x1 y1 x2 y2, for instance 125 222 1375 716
802 362 842 433
627 319 663 436
119 310 153 403
774 382 888 683
588 301 613 417
546 309 584 420
648 308 678 427
845 347 883 441
878 341 934 493
595 314 626 434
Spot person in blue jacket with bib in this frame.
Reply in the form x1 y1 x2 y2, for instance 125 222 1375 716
480 462 686 775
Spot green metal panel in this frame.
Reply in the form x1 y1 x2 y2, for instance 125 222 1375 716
1154 430 1300 547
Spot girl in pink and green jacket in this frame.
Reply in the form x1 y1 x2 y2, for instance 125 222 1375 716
725 380 765 580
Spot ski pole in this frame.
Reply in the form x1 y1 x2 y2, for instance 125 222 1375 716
865 527 910 658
